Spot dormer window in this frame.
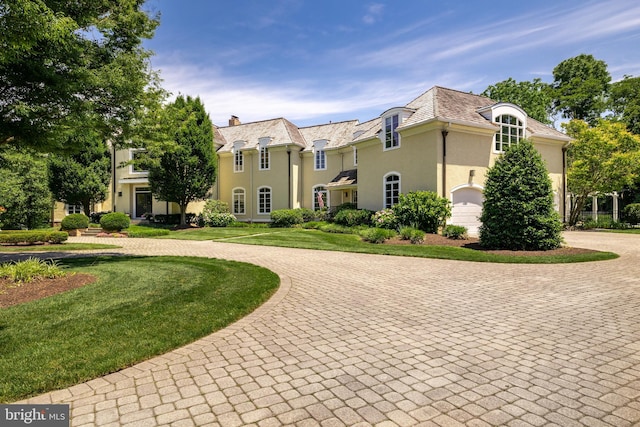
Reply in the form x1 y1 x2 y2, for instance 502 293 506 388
385 114 399 149
313 139 328 171
258 137 271 171
494 114 523 152
233 141 246 173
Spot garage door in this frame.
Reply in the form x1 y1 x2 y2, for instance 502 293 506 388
451 187 483 235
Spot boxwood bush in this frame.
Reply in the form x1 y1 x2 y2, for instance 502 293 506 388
443 225 468 240
61 213 89 230
332 209 373 227
0 230 68 245
623 203 640 225
270 209 303 227
100 212 131 232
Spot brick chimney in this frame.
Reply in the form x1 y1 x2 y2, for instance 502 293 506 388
229 115 241 126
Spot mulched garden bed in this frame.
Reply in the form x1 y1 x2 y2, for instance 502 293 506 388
0 273 97 308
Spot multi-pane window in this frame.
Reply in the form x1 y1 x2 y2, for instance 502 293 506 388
494 114 523 152
352 190 358 205
353 146 358 166
234 149 244 172
384 114 400 149
258 187 271 214
315 149 326 170
313 186 328 211
384 174 400 208
233 188 245 215
66 204 82 215
259 146 270 170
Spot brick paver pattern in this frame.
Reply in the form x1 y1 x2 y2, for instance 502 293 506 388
9 231 640 426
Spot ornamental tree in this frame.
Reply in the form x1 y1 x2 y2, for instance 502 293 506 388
482 78 553 124
479 139 563 250
565 119 640 226
609 75 640 135
48 133 112 217
0 0 162 153
146 96 217 226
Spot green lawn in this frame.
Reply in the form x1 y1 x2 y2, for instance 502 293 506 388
155 227 618 264
0 243 119 252
0 256 279 402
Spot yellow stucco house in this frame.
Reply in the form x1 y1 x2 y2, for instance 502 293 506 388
54 86 570 234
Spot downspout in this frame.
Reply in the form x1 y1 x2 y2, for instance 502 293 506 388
441 129 448 198
287 146 292 209
562 142 569 223
249 151 253 223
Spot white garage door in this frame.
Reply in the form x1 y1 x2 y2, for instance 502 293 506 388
451 187 483 235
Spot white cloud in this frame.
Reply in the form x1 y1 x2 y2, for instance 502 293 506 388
363 4 384 25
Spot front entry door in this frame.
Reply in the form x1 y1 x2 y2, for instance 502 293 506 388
135 188 152 218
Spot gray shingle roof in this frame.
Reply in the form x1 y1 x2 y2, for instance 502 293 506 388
216 118 306 153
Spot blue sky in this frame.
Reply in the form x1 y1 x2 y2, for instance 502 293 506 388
143 0 640 128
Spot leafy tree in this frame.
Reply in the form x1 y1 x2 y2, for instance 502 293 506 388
552 54 610 125
609 75 640 135
482 78 553 124
0 147 53 229
48 133 112 217
0 0 162 153
479 139 563 250
147 96 217 226
392 191 451 233
564 120 640 225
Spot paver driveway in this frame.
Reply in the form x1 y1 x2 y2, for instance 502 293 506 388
13 231 640 426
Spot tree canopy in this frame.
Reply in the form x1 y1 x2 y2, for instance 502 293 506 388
146 96 217 225
482 78 553 124
48 133 112 217
0 0 161 153
479 139 563 250
609 75 640 135
552 54 611 125
564 119 640 225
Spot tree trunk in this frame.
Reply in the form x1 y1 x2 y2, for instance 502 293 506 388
180 204 187 226
569 194 588 226
82 198 92 217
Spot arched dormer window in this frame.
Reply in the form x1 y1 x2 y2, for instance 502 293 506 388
494 114 523 152
313 140 328 171
233 141 246 173
379 107 413 151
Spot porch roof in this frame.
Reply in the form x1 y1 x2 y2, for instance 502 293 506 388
326 169 357 189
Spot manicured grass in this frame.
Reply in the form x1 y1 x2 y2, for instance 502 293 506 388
155 227 617 263
599 228 640 234
0 243 119 252
0 256 279 402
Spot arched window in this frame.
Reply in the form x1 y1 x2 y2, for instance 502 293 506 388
384 173 400 208
494 114 523 152
313 185 328 211
258 187 271 214
232 188 245 215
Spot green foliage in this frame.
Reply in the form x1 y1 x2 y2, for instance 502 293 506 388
333 202 358 213
392 191 451 233
371 209 398 230
359 227 396 243
0 258 66 283
48 135 111 216
318 223 364 234
443 225 468 240
202 199 230 214
301 221 323 229
0 230 68 245
482 78 553 124
609 75 640 135
200 212 237 228
297 208 317 222
270 209 303 228
147 96 217 225
565 120 640 225
552 54 611 125
479 139 563 250
623 203 640 224
100 212 131 232
60 214 89 230
0 0 162 152
332 209 373 227
399 227 425 244
0 147 53 229
126 227 171 238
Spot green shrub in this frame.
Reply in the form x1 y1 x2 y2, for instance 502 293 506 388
318 223 358 234
297 208 317 222
127 228 171 238
333 202 358 213
302 221 323 229
89 211 110 224
399 227 425 244
623 203 640 224
60 213 89 230
479 139 563 250
200 211 237 227
371 209 398 229
359 227 396 243
0 258 66 283
270 209 303 227
392 191 451 233
443 225 468 240
0 231 68 245
100 212 131 232
333 209 373 227
152 213 197 225
202 199 230 214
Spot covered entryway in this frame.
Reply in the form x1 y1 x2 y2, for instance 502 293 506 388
450 185 483 235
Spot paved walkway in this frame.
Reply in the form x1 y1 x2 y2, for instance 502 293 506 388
11 232 640 426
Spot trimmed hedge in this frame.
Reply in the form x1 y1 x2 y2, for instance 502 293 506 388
270 209 304 227
623 203 640 225
359 227 396 243
333 209 373 227
100 212 131 232
0 230 68 245
61 213 89 230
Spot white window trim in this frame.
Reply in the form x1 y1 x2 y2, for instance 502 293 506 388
257 186 272 215
353 146 358 166
383 114 401 151
493 114 524 154
232 187 246 215
234 149 244 173
383 172 401 209
129 149 148 175
258 137 271 171
66 203 83 215
312 185 329 211
314 149 327 171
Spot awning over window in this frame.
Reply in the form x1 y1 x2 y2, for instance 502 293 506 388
326 169 357 189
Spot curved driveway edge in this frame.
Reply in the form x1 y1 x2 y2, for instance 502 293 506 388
11 231 640 426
